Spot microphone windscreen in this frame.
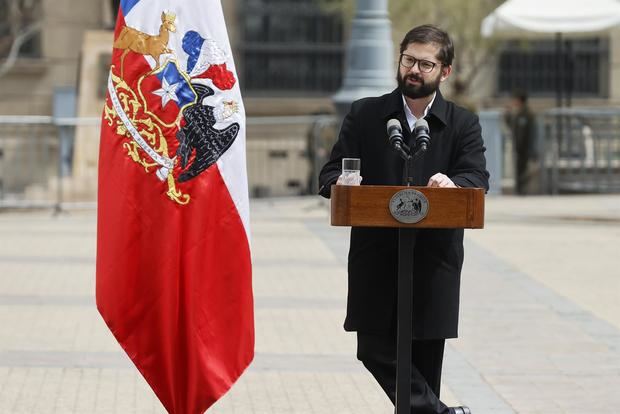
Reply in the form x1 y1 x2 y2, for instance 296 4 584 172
387 118 402 133
413 118 428 131
414 118 429 131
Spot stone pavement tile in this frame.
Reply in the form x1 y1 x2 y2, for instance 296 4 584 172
469 196 620 332
73 369 101 414
18 368 48 413
255 308 352 355
442 347 513 414
32 368 63 413
0 306 117 353
0 368 28 413
52 368 82 414
452 236 620 414
253 266 347 301
0 265 94 297
2 196 618 413
210 371 394 414
0 204 394 413
120 370 168 414
476 222 620 325
0 221 95 261
92 369 117 413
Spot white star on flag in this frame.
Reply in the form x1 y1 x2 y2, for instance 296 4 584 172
152 77 180 107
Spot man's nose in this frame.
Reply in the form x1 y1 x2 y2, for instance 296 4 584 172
407 62 422 74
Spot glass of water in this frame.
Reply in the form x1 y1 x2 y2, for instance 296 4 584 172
342 158 361 174
340 158 362 185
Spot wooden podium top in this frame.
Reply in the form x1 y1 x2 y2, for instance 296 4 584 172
330 185 485 229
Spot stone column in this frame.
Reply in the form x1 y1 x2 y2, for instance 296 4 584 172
332 0 395 116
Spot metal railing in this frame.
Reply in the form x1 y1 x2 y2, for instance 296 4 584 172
541 108 620 193
0 114 339 210
0 116 102 210
3 108 619 211
246 115 337 197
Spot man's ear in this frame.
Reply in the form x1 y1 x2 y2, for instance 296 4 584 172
440 65 452 82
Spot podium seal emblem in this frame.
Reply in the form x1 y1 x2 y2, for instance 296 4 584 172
389 189 429 224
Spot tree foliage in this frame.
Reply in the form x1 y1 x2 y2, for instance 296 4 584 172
0 0 42 77
390 0 503 89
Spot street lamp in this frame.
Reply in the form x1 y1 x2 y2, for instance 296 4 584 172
332 0 396 117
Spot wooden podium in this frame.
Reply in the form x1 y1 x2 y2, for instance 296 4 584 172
330 184 485 414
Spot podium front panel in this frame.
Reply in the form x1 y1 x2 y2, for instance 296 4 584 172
330 185 485 229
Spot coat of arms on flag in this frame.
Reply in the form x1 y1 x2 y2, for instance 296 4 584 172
96 2 254 414
103 8 241 205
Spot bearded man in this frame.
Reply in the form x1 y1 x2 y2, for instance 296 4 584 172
318 25 489 414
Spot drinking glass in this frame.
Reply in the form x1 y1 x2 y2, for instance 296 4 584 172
340 158 361 185
342 158 361 175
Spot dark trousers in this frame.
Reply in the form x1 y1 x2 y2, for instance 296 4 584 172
515 153 529 195
357 332 450 414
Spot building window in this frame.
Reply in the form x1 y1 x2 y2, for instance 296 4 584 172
238 0 345 94
0 0 42 59
497 38 609 98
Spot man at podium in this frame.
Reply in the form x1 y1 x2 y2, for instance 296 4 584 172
318 25 489 414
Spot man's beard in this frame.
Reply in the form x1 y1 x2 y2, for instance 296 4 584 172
397 71 441 99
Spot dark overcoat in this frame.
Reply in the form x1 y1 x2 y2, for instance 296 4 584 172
318 88 489 339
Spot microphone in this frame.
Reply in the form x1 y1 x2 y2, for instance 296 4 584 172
413 118 431 155
386 119 410 160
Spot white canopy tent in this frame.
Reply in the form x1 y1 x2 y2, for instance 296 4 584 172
481 0 620 38
481 0 620 106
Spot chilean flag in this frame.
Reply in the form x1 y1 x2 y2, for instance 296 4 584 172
96 1 254 413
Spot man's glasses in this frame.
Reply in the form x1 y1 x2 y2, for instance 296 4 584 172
399 53 440 73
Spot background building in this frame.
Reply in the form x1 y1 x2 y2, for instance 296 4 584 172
0 0 619 203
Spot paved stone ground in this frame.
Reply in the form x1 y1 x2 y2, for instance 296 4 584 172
0 194 619 413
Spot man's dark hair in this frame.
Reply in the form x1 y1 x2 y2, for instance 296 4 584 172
399 25 454 66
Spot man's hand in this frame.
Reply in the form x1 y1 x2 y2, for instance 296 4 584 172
336 172 363 186
427 173 457 188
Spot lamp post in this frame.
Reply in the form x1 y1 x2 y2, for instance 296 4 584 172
332 0 395 117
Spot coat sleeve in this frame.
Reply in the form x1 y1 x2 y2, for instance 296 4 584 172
449 113 490 191
318 101 363 198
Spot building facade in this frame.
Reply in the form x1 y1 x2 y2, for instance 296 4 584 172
1 1 620 200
